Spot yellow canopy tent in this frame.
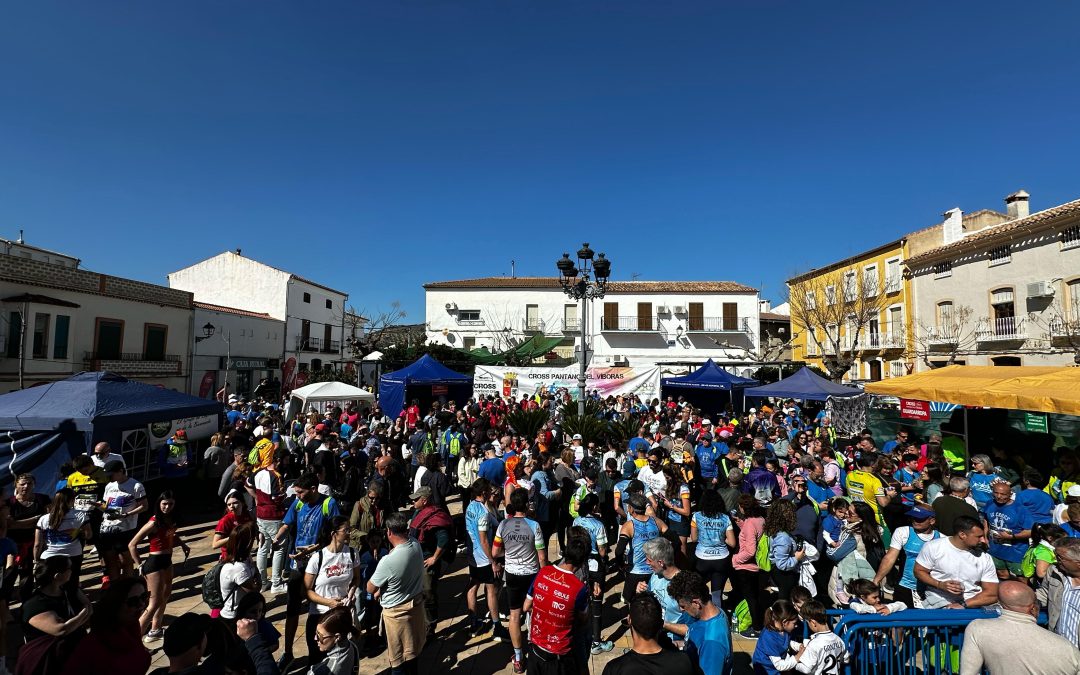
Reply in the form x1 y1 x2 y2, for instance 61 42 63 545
864 365 1080 416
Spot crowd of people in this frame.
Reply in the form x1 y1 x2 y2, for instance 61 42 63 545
5 386 1080 675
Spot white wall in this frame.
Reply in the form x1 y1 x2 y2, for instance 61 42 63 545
285 279 348 370
191 307 284 396
168 252 290 320
425 286 761 367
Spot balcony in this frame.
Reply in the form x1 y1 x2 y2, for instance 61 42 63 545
926 327 960 346
294 336 342 353
601 316 660 332
522 318 546 333
561 318 581 332
976 317 1027 342
83 351 182 376
684 317 751 333
884 276 902 294
805 341 820 357
1049 319 1080 337
454 316 485 326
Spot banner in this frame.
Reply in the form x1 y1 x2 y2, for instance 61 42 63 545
1024 412 1049 433
474 365 661 402
147 415 219 448
899 398 930 421
198 371 217 399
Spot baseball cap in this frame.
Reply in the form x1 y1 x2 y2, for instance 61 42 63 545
701 419 712 426
572 434 583 441
409 486 433 501
315 423 327 432
104 460 125 474
749 407 757 413
905 507 935 520
172 429 187 443
162 613 210 657
1068 485 1080 498
700 433 714 441
718 429 732 439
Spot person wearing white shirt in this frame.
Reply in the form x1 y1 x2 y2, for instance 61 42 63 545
914 515 999 609
90 441 125 470
636 451 667 498
792 601 848 675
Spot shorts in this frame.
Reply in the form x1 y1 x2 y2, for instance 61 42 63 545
667 517 690 538
469 564 496 585
993 557 1023 575
505 571 536 610
286 568 308 616
97 528 136 554
141 554 172 575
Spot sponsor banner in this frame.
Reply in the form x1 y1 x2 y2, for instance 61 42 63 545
282 357 297 391
474 365 661 402
899 398 930 421
147 415 219 448
432 384 448 396
198 371 217 398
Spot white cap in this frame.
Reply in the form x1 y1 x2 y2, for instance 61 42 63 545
572 434 583 441
1068 485 1080 498
702 419 712 426
749 408 757 413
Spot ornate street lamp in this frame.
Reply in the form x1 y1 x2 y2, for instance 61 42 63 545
556 243 612 416
195 322 216 343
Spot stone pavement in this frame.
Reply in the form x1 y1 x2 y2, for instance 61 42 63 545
70 498 756 674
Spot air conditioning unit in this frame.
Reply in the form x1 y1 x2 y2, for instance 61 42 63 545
673 305 686 314
657 305 670 314
1027 281 1055 298
444 302 458 311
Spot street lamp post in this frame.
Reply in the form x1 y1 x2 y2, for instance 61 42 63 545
556 243 611 417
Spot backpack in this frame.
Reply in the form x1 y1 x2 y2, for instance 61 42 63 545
448 434 463 458
755 534 772 572
202 561 229 610
295 496 332 516
753 483 775 508
733 599 752 633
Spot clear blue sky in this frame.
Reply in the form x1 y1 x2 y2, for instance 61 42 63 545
4 2 1080 320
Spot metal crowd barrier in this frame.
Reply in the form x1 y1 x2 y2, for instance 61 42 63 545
814 608 999 675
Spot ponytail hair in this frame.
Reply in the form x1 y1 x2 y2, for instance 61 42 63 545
48 488 75 530
763 599 798 631
319 605 359 641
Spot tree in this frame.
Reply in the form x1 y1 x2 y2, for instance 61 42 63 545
750 363 827 384
788 267 893 381
344 302 411 359
1028 293 1080 365
910 304 981 368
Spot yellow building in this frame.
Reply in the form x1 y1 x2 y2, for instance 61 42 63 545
786 238 914 382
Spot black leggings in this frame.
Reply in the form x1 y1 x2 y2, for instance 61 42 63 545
730 568 766 631
771 568 800 603
694 555 732 600
624 572 651 604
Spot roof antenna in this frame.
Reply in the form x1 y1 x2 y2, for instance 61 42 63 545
17 229 24 244
235 248 242 255
631 272 641 281
511 259 516 278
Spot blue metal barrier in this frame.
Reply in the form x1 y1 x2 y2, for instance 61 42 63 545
811 609 999 675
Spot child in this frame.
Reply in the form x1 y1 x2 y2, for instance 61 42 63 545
751 600 801 675
1021 522 1068 583
846 578 907 615
793 600 848 675
789 585 813 614
822 498 857 562
358 530 388 638
893 453 922 507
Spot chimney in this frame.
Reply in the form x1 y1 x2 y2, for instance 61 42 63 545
759 299 772 313
1005 190 1030 220
942 208 964 245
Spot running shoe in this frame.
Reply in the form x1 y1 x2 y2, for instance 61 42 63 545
590 640 614 654
143 628 163 643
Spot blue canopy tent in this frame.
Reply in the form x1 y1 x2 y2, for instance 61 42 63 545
378 355 473 420
743 366 862 401
0 372 224 489
661 359 758 416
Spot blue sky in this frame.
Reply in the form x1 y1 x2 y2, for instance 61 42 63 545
3 2 1079 320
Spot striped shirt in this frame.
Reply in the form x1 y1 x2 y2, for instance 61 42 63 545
1057 583 1080 649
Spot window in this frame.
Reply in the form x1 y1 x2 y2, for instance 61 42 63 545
144 325 167 361
525 304 540 331
323 323 333 350
32 314 49 359
462 337 476 351
825 285 836 306
989 245 1011 266
804 291 816 310
95 319 123 360
722 303 738 331
934 261 952 278
457 310 482 324
992 356 1022 366
863 265 878 297
325 299 332 309
1069 279 1080 320
936 301 953 327
636 303 653 331
6 312 20 358
603 302 619 330
885 258 901 292
53 315 70 360
298 362 309 373
311 358 322 370
889 360 906 378
688 302 704 331
843 271 857 302
990 288 1017 337
1062 225 1080 250
563 304 578 331
303 292 311 303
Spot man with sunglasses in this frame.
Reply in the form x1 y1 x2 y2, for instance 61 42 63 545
636 452 667 499
873 507 941 607
368 511 427 675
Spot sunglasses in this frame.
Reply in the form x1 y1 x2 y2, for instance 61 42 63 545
126 592 151 607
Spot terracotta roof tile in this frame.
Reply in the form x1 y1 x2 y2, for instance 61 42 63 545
423 276 757 293
194 301 276 320
759 312 790 321
907 197 1080 265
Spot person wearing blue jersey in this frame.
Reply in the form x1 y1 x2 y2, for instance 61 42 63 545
1017 468 1055 524
616 493 667 607
968 455 999 510
666 570 733 675
464 478 507 640
983 479 1034 580
689 489 736 598
572 493 612 656
695 434 723 488
638 537 684 646
872 507 940 608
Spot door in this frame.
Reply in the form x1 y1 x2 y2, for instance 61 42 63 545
564 304 578 331
688 303 704 332
869 360 882 381
637 302 652 331
868 318 879 348
991 288 1015 335
323 323 333 352
722 303 738 331
889 307 902 338
96 320 123 360
144 325 167 361
301 320 311 350
526 304 539 331
603 302 618 331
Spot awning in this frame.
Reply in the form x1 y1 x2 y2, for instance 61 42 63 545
864 365 1080 416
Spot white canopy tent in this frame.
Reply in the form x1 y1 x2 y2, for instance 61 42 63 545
286 381 375 422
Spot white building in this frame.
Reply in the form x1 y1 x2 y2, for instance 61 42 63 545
191 302 285 398
907 190 1080 369
0 243 193 393
168 250 349 388
424 277 761 369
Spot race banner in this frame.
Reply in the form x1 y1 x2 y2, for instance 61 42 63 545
474 365 661 402
899 398 931 421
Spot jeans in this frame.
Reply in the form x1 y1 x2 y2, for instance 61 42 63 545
825 534 857 563
256 518 286 585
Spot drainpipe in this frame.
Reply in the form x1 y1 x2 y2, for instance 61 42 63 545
186 307 195 394
17 298 28 390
